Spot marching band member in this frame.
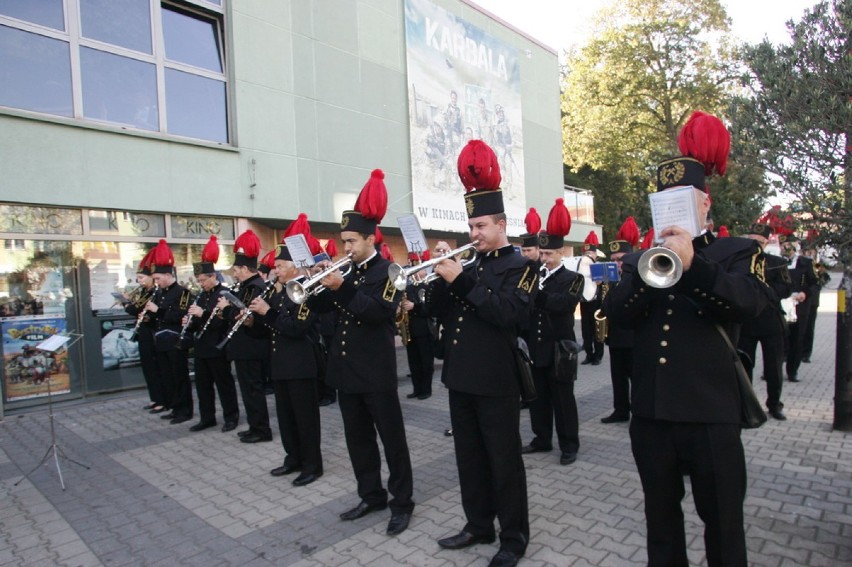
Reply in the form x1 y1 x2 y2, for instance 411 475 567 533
578 231 605 365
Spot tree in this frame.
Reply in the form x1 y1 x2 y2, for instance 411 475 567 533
561 0 770 237
732 0 852 429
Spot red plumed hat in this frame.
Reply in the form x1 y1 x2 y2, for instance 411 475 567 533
640 228 655 250
307 235 323 256
258 250 277 274
521 207 542 247
277 213 314 261
342 169 388 234
193 235 220 275
581 230 601 255
420 250 431 261
374 227 384 245
325 239 338 258
233 229 261 269
137 248 155 275
717 225 730 238
152 239 175 274
678 111 731 177
616 217 641 247
540 198 571 250
380 242 394 263
458 140 503 217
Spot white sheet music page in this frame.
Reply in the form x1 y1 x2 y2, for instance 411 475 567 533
648 185 702 241
397 214 428 255
37 334 71 352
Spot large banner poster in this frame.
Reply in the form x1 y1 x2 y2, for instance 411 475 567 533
2 315 70 402
404 0 526 235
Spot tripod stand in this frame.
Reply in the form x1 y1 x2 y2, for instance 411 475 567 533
14 333 90 491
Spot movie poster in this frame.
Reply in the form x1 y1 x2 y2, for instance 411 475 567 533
404 0 526 235
2 315 70 402
100 316 141 370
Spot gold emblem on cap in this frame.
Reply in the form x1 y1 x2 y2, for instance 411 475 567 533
610 242 619 252
340 215 350 229
465 196 475 217
539 235 549 247
659 161 686 185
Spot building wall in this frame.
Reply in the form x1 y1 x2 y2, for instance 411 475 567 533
0 0 563 229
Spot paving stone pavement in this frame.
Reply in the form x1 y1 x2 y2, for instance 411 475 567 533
1 290 850 566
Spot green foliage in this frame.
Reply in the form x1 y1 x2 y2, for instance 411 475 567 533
561 0 768 236
732 0 851 260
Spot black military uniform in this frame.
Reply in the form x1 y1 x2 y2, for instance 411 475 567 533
259 281 323 481
738 227 792 417
223 272 274 442
152 279 193 421
188 280 239 430
784 244 818 381
802 262 830 361
308 249 414 519
578 249 604 365
601 239 636 423
125 282 166 409
402 280 435 399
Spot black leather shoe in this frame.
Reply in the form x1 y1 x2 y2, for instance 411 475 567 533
292 472 322 486
318 398 335 407
160 412 176 420
437 531 496 549
488 549 521 567
237 429 252 437
240 433 272 443
591 359 602 366
560 452 578 465
444 428 453 437
417 393 432 400
802 357 811 363
189 421 216 432
600 413 630 424
143 402 157 410
149 406 167 414
386 512 411 536
521 443 552 454
769 408 788 421
580 357 592 365
270 463 300 476
339 500 387 521
788 374 800 382
406 392 419 399
221 422 238 432
170 415 192 425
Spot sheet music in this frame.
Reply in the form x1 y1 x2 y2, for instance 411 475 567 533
397 214 428 255
36 334 71 352
283 234 315 268
648 185 702 240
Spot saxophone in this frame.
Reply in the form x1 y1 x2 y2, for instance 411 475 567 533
593 282 610 343
397 293 412 345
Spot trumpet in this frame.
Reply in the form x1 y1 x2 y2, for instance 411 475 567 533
216 280 277 349
194 281 241 340
637 247 683 289
129 284 160 342
286 253 354 304
388 241 479 291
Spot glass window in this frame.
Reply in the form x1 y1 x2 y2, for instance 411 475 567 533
80 47 158 130
165 68 226 142
0 25 72 117
162 6 222 72
79 0 152 54
88 211 166 237
0 0 65 31
0 205 83 235
170 215 235 240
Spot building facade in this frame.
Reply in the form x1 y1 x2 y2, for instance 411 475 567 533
0 0 572 411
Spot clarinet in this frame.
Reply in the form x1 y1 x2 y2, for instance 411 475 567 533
129 284 160 342
177 293 201 350
216 280 276 350
194 281 240 340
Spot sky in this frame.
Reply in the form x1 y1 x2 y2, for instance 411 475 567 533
471 0 819 53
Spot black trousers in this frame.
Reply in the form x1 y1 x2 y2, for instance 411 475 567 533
138 331 167 406
802 303 819 359
156 348 192 419
337 390 414 515
579 301 604 361
406 335 435 396
194 355 239 425
233 358 271 437
739 331 785 411
630 417 747 567
274 379 322 475
527 364 578 454
785 302 811 378
449 390 529 556
608 346 633 417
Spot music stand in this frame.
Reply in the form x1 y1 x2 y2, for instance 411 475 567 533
15 332 90 491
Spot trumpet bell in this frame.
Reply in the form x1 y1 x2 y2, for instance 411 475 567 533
388 263 408 291
637 247 683 289
285 280 309 304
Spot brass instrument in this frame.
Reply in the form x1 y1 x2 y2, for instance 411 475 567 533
194 281 241 340
177 293 201 350
388 241 479 291
593 309 608 343
637 247 683 288
129 284 160 342
286 253 354 304
216 280 276 350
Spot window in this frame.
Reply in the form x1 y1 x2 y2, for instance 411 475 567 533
0 1 228 143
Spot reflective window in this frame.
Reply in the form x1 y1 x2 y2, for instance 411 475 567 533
0 25 72 117
80 0 152 54
81 47 158 130
0 0 64 31
162 6 221 72
165 68 226 142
